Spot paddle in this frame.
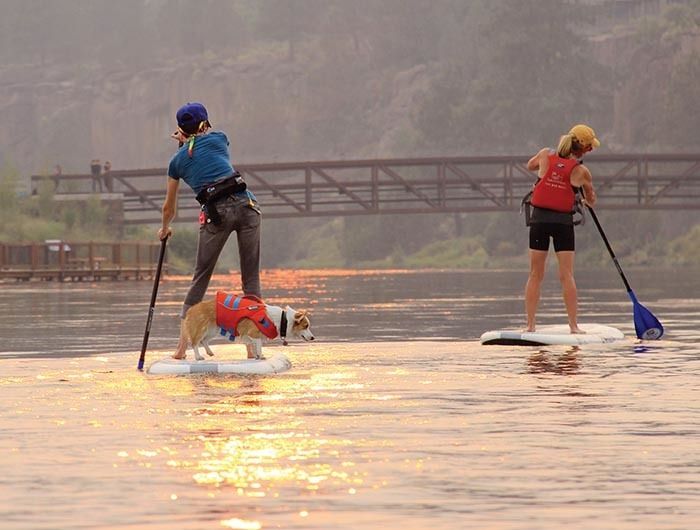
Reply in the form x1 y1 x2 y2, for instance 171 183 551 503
585 205 663 340
137 236 169 371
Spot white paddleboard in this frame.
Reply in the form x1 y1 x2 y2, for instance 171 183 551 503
480 324 625 346
147 352 292 375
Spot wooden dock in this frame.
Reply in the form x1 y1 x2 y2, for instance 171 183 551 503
0 241 165 282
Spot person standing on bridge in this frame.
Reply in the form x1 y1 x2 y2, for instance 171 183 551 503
524 124 599 334
158 102 262 359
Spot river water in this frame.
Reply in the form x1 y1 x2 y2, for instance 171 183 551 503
0 268 698 529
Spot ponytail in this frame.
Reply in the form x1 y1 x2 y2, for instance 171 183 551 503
557 132 587 158
182 121 211 158
557 134 574 158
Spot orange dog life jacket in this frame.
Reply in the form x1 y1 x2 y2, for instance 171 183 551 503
215 292 279 341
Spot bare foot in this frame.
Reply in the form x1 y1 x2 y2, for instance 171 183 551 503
171 340 188 360
570 327 587 334
171 329 188 359
523 326 536 333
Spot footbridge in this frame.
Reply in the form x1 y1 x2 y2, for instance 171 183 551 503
31 153 700 225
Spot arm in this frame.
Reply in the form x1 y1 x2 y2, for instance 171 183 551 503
572 165 596 207
527 148 549 175
158 177 180 240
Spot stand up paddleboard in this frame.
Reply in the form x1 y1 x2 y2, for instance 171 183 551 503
147 352 292 375
480 324 625 346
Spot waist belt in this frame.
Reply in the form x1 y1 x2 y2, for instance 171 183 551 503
521 187 585 227
195 172 247 225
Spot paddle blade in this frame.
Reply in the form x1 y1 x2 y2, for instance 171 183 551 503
632 298 664 340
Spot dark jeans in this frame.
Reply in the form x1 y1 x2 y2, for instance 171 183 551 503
181 194 261 318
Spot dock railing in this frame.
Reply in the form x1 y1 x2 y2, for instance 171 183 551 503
0 241 165 282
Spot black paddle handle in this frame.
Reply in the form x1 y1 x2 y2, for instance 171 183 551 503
586 206 633 293
137 237 168 371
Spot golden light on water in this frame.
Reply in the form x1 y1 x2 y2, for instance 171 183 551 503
220 518 262 529
114 365 372 529
4 331 700 530
163 269 429 312
176 422 360 496
2 265 699 530
17 356 364 530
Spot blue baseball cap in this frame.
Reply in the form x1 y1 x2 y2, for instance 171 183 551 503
176 102 211 135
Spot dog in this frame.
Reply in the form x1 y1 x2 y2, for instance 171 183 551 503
182 292 314 361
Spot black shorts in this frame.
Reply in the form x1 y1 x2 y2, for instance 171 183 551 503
529 222 575 252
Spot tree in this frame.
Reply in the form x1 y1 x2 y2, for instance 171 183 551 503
417 0 612 154
615 0 700 149
255 0 323 61
664 50 700 150
155 0 250 58
0 163 20 218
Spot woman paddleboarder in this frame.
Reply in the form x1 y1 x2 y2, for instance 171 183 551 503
524 124 599 333
158 102 262 359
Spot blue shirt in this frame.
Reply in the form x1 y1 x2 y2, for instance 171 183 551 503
168 131 237 194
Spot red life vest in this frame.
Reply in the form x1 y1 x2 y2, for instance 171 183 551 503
530 153 580 213
215 292 279 340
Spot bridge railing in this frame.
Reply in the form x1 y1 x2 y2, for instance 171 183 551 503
30 153 700 224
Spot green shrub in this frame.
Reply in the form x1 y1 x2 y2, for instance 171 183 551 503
666 225 700 266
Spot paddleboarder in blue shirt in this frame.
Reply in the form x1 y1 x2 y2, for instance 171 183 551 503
524 124 599 334
158 102 262 359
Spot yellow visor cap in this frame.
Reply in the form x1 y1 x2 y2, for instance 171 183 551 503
569 124 600 148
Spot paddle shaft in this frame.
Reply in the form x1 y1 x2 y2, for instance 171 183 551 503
137 237 168 371
586 206 633 294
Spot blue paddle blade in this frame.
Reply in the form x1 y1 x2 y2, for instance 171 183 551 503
629 292 664 340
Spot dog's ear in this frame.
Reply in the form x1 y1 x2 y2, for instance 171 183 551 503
293 310 308 323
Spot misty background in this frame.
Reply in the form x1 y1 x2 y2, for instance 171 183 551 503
1 0 699 269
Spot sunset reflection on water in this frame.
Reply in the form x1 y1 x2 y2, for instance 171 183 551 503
2 269 699 529
164 268 432 310
124 347 378 529
6 335 699 530
158 373 364 501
